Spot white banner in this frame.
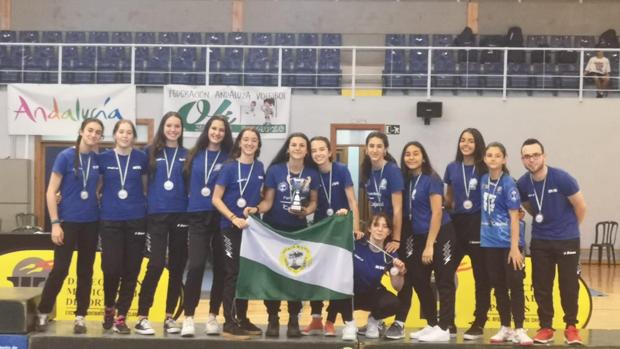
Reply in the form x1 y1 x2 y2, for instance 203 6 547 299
7 84 136 136
163 85 291 139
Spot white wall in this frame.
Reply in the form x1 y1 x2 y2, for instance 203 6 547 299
2 88 617 247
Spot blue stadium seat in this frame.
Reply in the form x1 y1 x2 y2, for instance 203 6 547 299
298 33 318 46
0 47 22 83
219 47 244 86
385 34 406 47
479 35 506 64
458 62 483 90
481 62 503 90
409 34 429 47
433 57 458 92
293 48 317 87
408 49 429 88
42 31 62 43
549 35 572 48
431 34 453 47
245 48 270 86
526 35 548 47
18 31 39 42
252 32 273 46
227 32 248 45
158 32 179 44
111 32 133 43
171 47 198 85
382 49 407 92
63 48 96 84
556 63 579 90
574 35 595 48
268 33 296 86
89 31 109 43
143 46 171 85
66 31 86 43
0 30 16 42
182 32 202 45
531 63 556 93
275 33 296 46
321 33 342 46
318 48 341 88
508 63 532 92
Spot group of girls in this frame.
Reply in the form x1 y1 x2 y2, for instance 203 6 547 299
37 114 532 344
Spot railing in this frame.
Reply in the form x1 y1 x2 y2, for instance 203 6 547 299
1 42 619 101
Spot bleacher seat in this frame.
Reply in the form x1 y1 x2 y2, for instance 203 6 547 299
433 57 458 92
0 30 16 42
18 31 39 43
481 62 503 90
171 47 197 85
431 34 453 47
508 62 532 93
479 35 506 64
382 49 407 92
158 32 179 44
218 46 244 86
318 34 342 88
556 63 579 90
386 34 406 47
42 31 62 43
182 32 202 45
268 33 296 86
298 33 318 46
532 63 556 92
89 31 109 43
458 62 483 90
65 31 86 43
321 33 342 46
409 34 430 47
227 32 248 45
111 32 133 43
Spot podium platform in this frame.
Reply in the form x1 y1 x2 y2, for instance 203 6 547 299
0 287 41 334
28 320 620 349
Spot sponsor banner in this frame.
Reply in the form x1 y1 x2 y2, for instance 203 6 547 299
163 85 291 139
0 250 168 321
7 84 136 136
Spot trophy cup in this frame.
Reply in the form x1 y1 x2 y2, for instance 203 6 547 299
288 176 307 212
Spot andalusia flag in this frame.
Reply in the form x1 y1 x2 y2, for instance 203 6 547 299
236 213 354 300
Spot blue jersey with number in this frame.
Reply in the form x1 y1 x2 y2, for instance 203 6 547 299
365 162 404 216
480 174 524 248
517 167 580 240
315 162 354 222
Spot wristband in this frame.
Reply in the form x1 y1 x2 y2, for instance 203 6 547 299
391 239 400 243
51 219 61 225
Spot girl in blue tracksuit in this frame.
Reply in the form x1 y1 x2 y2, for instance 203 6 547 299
37 118 104 334
98 120 148 334
135 111 189 335
212 127 265 336
181 115 234 337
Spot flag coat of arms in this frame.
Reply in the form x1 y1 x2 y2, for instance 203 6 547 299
236 214 354 300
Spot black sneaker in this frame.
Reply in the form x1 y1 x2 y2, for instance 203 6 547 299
113 316 131 335
223 322 248 337
102 308 115 330
73 316 87 334
449 324 457 338
287 317 302 338
266 316 280 337
463 323 484 340
384 322 405 340
239 318 263 335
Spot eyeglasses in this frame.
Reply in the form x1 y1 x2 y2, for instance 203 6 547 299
522 153 542 161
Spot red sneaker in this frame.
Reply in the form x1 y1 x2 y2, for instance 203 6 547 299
564 325 583 345
301 317 323 335
534 328 554 344
324 320 336 337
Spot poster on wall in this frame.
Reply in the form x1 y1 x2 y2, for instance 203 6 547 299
7 84 136 137
163 85 291 139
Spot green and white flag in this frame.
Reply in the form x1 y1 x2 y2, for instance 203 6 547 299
236 213 354 301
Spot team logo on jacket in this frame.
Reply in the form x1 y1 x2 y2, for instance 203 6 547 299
280 244 312 275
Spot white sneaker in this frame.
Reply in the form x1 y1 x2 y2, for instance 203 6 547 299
164 317 181 334
365 317 380 339
410 325 434 340
342 321 357 341
134 318 156 335
205 315 220 335
490 326 514 343
419 325 450 342
512 328 534 346
181 317 195 337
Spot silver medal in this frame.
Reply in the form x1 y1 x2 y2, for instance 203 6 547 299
201 186 211 197
118 189 128 200
326 208 334 216
80 190 89 200
535 213 544 223
237 197 247 208
164 180 174 191
463 200 473 210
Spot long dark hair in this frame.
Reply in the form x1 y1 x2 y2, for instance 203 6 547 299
73 118 104 177
184 115 233 180
148 111 184 176
268 132 315 169
230 127 262 160
485 142 510 175
309 136 333 163
361 131 397 183
454 128 487 175
399 140 441 188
